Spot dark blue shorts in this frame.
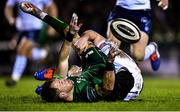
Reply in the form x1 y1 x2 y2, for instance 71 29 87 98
108 6 152 36
18 30 41 43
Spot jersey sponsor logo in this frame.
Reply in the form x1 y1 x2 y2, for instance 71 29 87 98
85 50 94 58
76 76 86 83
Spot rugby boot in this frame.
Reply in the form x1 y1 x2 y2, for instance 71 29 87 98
5 79 17 87
34 67 55 81
19 2 43 19
35 86 43 95
150 42 161 71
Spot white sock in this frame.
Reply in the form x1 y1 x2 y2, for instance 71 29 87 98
40 12 47 19
143 44 156 60
32 47 48 61
12 55 27 81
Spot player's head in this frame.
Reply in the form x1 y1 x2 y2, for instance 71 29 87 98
115 67 134 100
41 79 74 102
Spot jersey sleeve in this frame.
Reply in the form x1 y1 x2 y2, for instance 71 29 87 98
81 47 107 69
80 47 108 85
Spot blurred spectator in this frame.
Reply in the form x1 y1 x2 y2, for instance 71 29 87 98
4 0 58 87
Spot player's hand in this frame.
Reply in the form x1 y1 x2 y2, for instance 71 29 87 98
108 42 120 63
68 65 82 77
157 0 168 10
69 13 83 34
108 47 116 63
74 37 89 53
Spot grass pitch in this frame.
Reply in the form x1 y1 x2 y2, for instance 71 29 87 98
0 75 180 111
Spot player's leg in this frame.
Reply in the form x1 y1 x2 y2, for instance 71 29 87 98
25 30 48 61
132 30 160 71
130 31 149 63
19 2 69 35
132 11 161 71
6 38 28 86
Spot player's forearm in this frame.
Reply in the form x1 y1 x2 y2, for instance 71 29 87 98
82 30 105 46
102 70 115 92
102 62 115 92
59 40 72 78
59 30 75 78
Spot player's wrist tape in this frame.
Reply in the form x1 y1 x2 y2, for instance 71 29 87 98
106 62 114 70
66 31 74 42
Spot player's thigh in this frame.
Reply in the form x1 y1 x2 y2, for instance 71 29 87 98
17 38 35 56
130 31 149 61
17 37 29 54
24 39 35 56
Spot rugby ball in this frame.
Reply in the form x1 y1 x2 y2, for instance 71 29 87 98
110 18 141 43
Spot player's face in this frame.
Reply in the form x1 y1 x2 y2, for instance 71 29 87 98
50 79 73 93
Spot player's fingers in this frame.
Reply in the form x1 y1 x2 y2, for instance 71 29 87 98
70 13 75 25
72 13 78 25
158 1 168 10
163 5 168 10
78 23 83 29
74 15 78 25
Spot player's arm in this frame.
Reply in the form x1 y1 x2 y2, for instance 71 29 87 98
4 2 15 26
99 47 116 95
102 67 115 94
19 2 69 35
80 46 115 95
74 30 105 50
59 13 82 78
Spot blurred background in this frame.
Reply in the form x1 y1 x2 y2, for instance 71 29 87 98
0 0 180 78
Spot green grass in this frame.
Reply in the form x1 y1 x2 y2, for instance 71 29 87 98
0 76 180 111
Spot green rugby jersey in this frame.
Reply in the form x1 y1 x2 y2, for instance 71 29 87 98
68 47 108 102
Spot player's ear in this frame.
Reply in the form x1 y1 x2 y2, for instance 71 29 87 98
58 92 68 99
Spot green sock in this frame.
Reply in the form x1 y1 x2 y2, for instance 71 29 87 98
43 15 69 36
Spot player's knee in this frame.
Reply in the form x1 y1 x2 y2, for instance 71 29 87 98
132 52 144 63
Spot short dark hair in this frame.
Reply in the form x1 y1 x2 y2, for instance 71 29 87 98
41 80 61 102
